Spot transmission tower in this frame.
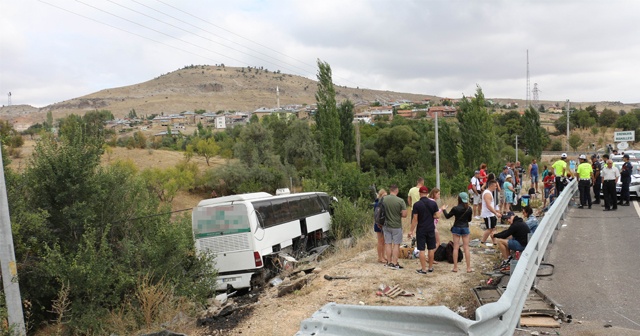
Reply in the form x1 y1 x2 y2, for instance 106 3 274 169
7 92 11 106
526 50 530 109
532 83 540 109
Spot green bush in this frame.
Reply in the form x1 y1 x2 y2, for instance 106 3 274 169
330 197 372 240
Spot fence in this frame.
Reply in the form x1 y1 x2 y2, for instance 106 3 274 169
296 179 578 336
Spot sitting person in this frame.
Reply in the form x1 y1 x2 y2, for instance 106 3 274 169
522 205 538 234
494 211 530 271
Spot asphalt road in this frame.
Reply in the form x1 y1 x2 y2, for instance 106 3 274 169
535 199 640 335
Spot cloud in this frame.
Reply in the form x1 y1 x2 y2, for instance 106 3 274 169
1 0 638 107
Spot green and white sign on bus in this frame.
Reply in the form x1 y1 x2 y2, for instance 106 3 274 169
614 131 635 142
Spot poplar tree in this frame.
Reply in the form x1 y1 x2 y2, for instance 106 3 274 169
338 99 355 162
315 59 342 169
456 86 497 170
522 105 544 159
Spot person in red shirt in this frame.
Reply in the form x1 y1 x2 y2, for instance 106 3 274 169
479 163 488 185
542 170 556 208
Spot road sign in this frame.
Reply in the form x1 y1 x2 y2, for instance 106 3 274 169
614 131 635 142
617 141 629 150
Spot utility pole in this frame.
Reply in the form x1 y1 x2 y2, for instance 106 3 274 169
566 99 570 152
355 122 361 168
435 110 440 189
515 135 519 163
0 146 26 335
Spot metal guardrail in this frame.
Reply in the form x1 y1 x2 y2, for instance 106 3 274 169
296 180 579 336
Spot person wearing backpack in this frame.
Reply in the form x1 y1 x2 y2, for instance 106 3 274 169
373 189 388 264
382 185 407 270
443 192 473 273
408 186 442 274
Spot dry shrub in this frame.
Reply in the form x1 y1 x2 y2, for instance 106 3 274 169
106 274 198 335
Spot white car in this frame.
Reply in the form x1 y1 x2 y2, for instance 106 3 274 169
600 162 640 199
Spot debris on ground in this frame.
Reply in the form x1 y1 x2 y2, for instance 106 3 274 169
375 284 414 298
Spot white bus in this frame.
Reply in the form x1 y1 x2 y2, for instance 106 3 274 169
192 191 333 291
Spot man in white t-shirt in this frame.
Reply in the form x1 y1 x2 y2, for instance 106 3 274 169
480 180 502 245
469 170 482 220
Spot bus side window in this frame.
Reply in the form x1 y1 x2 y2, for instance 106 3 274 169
253 201 273 227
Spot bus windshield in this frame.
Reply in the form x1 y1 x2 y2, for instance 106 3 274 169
193 204 250 239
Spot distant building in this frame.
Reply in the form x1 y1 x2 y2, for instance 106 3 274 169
427 106 457 118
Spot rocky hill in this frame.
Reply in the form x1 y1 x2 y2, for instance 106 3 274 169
1 64 638 125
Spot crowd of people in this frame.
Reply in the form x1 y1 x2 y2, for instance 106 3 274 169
372 151 634 275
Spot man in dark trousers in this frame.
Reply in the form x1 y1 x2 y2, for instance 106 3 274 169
601 158 619 211
494 211 530 272
408 186 441 274
591 154 602 204
619 154 633 206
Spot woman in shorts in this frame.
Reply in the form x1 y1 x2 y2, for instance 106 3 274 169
503 175 515 212
443 192 473 273
373 189 388 264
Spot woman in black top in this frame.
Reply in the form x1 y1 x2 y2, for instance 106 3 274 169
443 192 473 273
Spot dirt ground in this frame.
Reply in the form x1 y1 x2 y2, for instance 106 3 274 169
198 219 501 336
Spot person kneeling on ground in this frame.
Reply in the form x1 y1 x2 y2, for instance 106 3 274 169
494 211 530 271
522 205 538 234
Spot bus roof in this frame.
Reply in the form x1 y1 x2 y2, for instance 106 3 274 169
195 191 328 208
196 192 273 207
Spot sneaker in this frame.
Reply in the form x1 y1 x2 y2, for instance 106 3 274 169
385 263 395 268
499 260 509 268
474 216 481 220
416 269 428 274
500 265 511 272
394 263 404 270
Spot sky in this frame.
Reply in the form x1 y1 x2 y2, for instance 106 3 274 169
1 0 639 108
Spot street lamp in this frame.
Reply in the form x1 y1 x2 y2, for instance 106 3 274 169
435 110 440 189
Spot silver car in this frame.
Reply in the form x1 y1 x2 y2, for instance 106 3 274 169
600 162 640 199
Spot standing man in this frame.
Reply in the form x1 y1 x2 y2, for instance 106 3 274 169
407 177 424 223
469 171 482 220
552 153 568 196
591 154 602 204
408 186 441 274
383 185 407 269
619 154 633 206
576 154 594 209
601 159 619 211
480 180 502 245
529 159 540 194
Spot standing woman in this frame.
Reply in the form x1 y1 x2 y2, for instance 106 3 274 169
479 163 488 186
503 175 515 212
374 189 388 264
428 188 445 250
443 192 473 273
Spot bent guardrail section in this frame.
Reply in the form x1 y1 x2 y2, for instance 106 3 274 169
296 180 578 336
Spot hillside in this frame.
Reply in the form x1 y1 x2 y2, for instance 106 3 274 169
2 64 639 126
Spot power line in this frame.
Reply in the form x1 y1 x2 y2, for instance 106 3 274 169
128 0 316 77
39 0 227 65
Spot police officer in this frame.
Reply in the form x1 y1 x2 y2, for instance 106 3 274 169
591 154 602 204
576 154 594 209
552 153 568 196
619 154 633 206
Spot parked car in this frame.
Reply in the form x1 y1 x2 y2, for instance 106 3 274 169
600 162 640 199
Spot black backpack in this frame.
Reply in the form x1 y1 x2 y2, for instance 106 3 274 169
434 243 448 262
374 197 386 227
446 241 463 264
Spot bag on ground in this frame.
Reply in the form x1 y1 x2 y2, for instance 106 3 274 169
445 241 463 264
434 243 448 262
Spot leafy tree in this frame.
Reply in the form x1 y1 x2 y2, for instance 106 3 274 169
554 115 577 134
437 119 460 175
234 122 276 168
133 130 147 148
283 119 323 173
599 108 618 127
338 99 355 162
128 108 138 119
456 86 498 169
522 106 544 158
141 166 195 202
195 137 220 165
569 133 583 152
314 59 343 169
375 125 420 171
615 113 639 131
